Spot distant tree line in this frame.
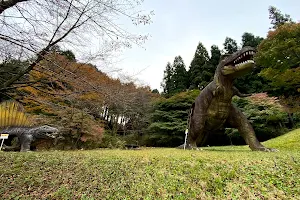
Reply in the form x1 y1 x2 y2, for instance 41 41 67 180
161 32 267 97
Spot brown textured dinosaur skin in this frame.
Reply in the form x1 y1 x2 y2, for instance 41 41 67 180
179 47 277 152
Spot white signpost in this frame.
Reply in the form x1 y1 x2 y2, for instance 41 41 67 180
0 134 9 151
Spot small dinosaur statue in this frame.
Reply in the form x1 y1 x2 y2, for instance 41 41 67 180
0 101 59 152
179 47 277 152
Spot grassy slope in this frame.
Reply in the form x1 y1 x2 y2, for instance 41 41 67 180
0 129 300 200
263 128 300 150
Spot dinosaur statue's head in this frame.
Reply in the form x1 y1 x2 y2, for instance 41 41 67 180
217 46 256 79
31 125 59 139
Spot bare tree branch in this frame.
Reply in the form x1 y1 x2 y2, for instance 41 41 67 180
0 0 153 95
0 0 27 14
0 50 44 90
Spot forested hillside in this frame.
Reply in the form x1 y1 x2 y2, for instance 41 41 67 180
1 50 159 149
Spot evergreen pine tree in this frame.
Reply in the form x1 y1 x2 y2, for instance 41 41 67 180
172 56 188 93
188 42 210 89
241 32 264 48
223 37 238 54
161 62 174 96
210 45 221 67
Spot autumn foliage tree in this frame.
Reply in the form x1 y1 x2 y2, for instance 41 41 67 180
2 50 156 149
255 22 300 113
0 0 154 149
0 0 153 93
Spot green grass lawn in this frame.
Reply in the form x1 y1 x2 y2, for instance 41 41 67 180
1 129 300 200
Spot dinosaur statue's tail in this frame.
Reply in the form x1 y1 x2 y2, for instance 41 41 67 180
0 101 32 128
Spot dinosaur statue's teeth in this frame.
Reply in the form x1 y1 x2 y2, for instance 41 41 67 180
234 59 255 66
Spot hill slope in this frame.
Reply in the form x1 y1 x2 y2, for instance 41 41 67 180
263 128 300 150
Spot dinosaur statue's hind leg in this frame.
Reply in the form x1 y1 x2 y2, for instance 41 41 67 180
177 113 207 149
2 136 21 151
20 135 33 152
179 111 207 150
226 105 278 152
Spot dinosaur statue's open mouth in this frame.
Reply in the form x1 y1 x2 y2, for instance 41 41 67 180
222 49 257 77
229 50 256 67
45 132 58 138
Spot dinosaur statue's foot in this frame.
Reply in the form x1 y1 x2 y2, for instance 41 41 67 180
3 145 33 152
20 149 32 152
2 145 21 152
177 143 199 150
251 146 279 152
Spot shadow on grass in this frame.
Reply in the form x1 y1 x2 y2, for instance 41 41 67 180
203 148 250 152
200 146 251 152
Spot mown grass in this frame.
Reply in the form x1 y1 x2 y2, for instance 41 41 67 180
263 128 300 151
0 129 300 199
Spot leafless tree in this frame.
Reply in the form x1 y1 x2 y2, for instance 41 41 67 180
0 0 153 91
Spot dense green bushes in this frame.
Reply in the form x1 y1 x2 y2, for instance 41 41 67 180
146 91 292 147
144 90 200 147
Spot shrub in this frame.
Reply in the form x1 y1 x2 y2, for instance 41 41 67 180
229 93 289 143
145 90 200 147
98 132 126 149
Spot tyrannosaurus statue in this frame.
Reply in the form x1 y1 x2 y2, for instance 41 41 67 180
0 101 59 152
179 47 277 152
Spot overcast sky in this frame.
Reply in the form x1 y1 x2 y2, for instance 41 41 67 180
109 0 300 91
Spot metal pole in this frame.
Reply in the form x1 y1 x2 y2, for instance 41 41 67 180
184 129 188 150
0 139 4 151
